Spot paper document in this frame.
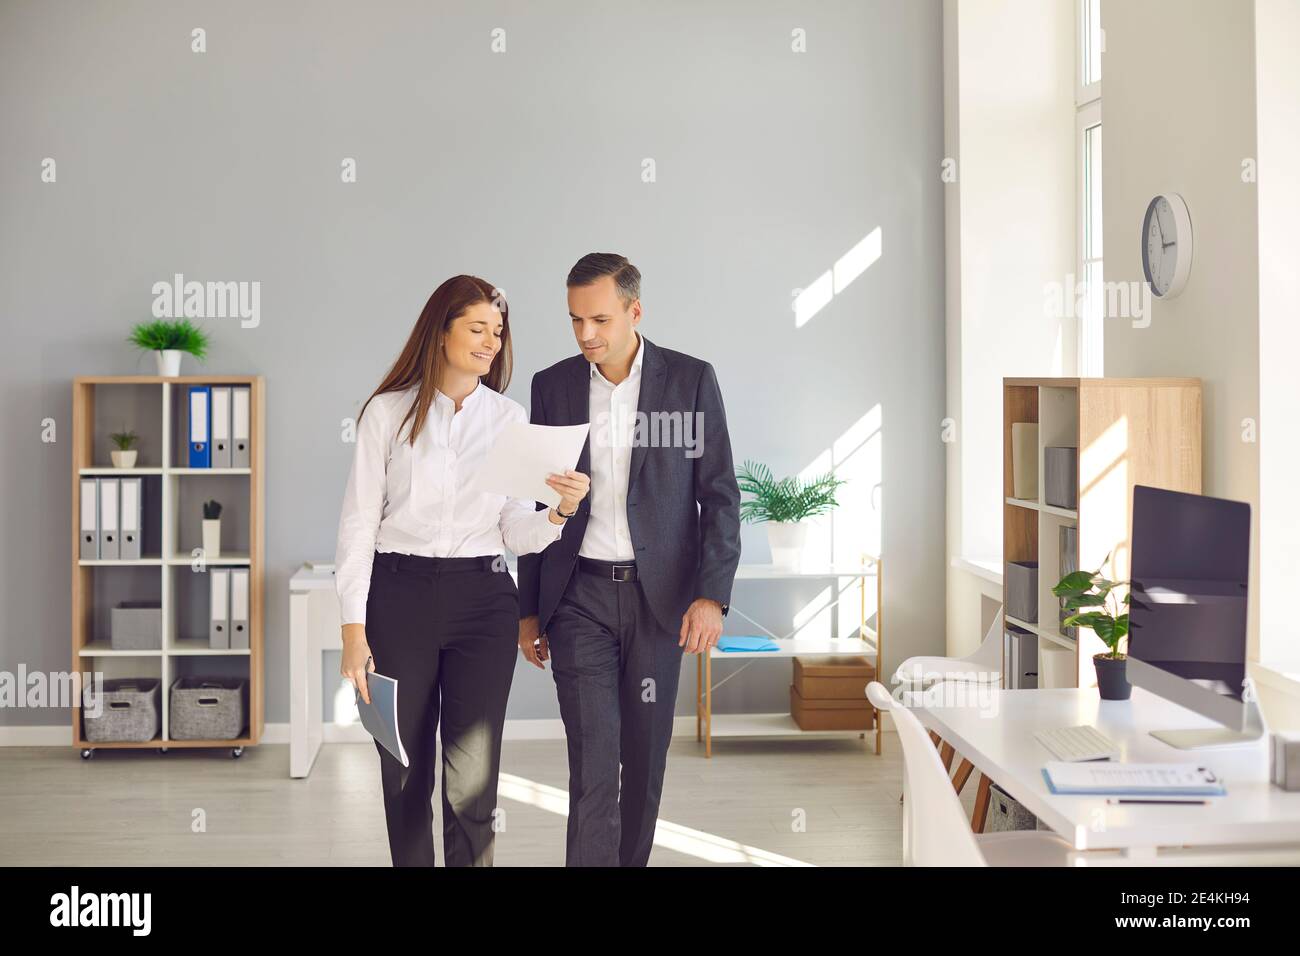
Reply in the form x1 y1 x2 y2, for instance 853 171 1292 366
477 422 590 508
356 671 408 767
1042 762 1226 796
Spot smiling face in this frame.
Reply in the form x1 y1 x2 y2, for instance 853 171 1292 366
568 275 640 366
442 300 504 378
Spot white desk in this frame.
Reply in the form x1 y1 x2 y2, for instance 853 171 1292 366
289 565 343 778
914 686 1300 862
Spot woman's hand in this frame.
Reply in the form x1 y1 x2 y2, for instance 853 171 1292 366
546 469 591 517
341 623 377 705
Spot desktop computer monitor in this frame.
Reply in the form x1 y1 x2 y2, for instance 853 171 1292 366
1126 485 1257 748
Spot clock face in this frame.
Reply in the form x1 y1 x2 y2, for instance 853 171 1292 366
1141 193 1192 298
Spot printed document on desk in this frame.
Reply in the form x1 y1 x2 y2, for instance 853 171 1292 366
1043 762 1227 796
476 422 590 508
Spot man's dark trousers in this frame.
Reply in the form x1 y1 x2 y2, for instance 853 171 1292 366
546 563 683 867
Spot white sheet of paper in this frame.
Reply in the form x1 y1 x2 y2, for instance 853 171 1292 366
477 421 590 508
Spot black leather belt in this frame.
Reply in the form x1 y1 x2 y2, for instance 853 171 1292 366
376 551 500 573
577 556 638 582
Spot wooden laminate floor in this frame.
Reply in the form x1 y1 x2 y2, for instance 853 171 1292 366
0 734 964 866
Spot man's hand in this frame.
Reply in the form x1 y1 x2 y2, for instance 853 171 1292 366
679 598 723 654
518 615 549 669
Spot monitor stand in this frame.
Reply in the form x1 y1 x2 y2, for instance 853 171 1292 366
1150 696 1268 750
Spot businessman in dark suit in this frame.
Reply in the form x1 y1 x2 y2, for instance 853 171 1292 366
518 253 741 867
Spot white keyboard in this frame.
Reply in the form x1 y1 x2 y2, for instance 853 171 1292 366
1035 725 1120 762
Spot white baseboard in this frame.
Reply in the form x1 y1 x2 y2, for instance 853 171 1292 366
0 714 895 747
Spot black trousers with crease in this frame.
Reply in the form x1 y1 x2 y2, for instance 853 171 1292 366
364 549 519 867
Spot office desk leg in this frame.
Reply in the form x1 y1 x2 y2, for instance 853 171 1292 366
972 774 992 833
696 654 702 742
705 652 713 758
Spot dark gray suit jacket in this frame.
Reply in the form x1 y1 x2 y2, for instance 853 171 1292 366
518 335 741 635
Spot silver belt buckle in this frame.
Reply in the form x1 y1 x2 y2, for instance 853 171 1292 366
612 563 634 581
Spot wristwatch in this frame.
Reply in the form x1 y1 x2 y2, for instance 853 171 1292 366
555 504 577 519
721 602 730 618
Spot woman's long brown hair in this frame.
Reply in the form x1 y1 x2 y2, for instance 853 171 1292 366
358 275 512 445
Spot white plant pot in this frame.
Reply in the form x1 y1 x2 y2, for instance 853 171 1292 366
110 449 138 468
202 519 222 559
155 349 183 376
766 521 809 569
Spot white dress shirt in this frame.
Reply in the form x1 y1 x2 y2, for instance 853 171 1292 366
334 381 564 625
580 332 644 561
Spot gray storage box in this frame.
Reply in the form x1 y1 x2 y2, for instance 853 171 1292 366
83 678 160 742
1006 560 1039 623
169 677 247 740
1044 446 1078 510
110 601 162 650
986 782 1039 831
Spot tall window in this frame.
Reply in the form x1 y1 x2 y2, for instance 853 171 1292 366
1077 0 1103 375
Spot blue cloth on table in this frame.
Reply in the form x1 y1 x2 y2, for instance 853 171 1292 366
716 635 780 652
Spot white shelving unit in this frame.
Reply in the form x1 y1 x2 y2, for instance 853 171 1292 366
698 560 882 757
1002 377 1202 690
71 375 265 755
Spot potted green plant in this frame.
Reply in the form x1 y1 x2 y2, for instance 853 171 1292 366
109 429 138 468
128 319 209 376
1052 553 1131 700
736 460 847 568
202 499 223 558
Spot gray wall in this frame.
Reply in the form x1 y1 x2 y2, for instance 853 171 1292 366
0 0 945 726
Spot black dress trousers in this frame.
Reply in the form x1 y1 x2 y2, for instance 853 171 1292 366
364 549 519 867
545 564 685 867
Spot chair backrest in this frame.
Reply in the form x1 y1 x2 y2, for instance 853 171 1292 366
867 681 987 867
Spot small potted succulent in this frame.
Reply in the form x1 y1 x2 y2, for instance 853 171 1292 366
128 319 209 376
202 499 223 558
736 460 847 568
1053 553 1131 700
109 430 138 468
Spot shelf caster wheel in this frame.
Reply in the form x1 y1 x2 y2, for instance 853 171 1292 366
158 748 168 755
80 749 94 760
231 747 244 759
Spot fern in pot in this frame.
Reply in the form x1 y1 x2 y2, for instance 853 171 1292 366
736 460 846 569
109 429 138 468
128 319 209 376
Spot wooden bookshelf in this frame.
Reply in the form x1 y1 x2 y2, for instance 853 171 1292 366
71 375 265 756
1002 377 1201 689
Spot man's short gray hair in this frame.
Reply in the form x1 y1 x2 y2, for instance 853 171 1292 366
566 253 641 306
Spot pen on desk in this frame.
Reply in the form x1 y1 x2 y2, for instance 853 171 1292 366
1106 798 1208 805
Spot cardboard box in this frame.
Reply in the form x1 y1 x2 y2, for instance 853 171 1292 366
790 684 874 731
793 655 875 699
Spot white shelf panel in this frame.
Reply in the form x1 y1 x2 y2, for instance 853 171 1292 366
167 468 251 475
164 552 250 566
734 562 877 579
79 640 163 657
1041 502 1078 519
168 638 251 655
1005 496 1039 511
706 712 871 738
710 635 875 660
1038 628 1077 650
78 557 163 567
79 467 164 475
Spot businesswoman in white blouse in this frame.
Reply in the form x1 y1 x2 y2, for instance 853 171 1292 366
334 275 589 867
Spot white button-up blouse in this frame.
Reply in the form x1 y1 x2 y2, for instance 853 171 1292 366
334 381 563 625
